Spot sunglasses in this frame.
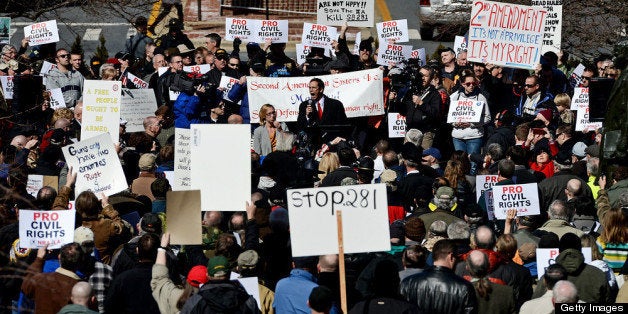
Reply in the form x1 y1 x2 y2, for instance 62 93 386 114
216 55 228 60
581 76 592 81
524 84 536 88
462 82 475 87
57 54 70 58
229 63 240 67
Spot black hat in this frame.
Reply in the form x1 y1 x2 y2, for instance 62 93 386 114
559 233 582 252
358 38 373 52
401 142 422 163
115 51 131 61
167 18 182 29
214 48 229 59
250 61 265 74
141 213 162 234
438 47 455 55
328 57 350 71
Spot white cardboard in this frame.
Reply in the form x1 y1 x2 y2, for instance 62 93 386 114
120 88 158 133
491 183 541 219
173 128 191 191
376 19 409 43
19 209 75 249
536 248 592 279
24 20 60 45
81 80 122 143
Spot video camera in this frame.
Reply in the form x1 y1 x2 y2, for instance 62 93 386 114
388 59 423 94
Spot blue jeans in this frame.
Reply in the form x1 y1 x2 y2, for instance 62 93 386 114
453 137 483 174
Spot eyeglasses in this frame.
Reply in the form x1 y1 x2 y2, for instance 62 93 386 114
229 63 240 67
581 76 592 81
57 54 70 58
524 84 537 88
462 82 475 87
216 55 228 61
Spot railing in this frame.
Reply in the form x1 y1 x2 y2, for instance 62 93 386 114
219 0 317 16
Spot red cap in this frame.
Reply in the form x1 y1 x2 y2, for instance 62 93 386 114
186 265 209 288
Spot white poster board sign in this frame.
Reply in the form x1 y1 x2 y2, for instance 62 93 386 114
353 32 361 55
236 277 261 309
23 20 60 45
454 36 468 56
0 76 13 99
62 133 127 197
253 20 289 43
127 72 148 89
26 175 44 198
219 76 241 102
571 87 588 112
468 1 547 69
19 210 75 249
532 0 562 54
295 44 312 66
225 18 255 42
491 183 541 219
387 112 406 138
316 0 375 27
183 64 212 75
190 125 251 211
120 88 158 133
410 48 426 66
81 80 122 143
248 69 384 123
575 106 603 132
173 128 191 191
288 184 390 257
476 174 499 202
40 61 57 87
376 43 412 67
376 19 409 43
536 248 592 279
302 23 338 49
446 100 485 123
48 88 66 109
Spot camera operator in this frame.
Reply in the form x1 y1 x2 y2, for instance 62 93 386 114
389 66 442 149
156 54 184 106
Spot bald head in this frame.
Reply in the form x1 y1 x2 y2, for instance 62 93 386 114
318 254 338 272
54 117 71 130
70 282 93 306
553 280 578 303
565 179 582 199
227 114 243 124
474 226 495 249
74 101 83 122
467 250 489 278
10 135 27 149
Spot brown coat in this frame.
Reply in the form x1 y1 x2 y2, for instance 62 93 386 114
21 257 80 314
82 209 123 265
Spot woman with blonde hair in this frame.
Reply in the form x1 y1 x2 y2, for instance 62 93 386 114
252 104 288 156
554 93 573 125
317 152 339 182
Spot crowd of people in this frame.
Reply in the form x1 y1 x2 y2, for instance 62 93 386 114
0 8 627 314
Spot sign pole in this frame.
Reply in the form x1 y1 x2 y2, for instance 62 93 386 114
336 210 348 313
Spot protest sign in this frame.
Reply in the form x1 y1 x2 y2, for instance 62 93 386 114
468 1 547 69
166 190 202 245
447 99 485 123
484 190 496 221
120 88 158 133
236 277 262 309
173 128 191 191
253 20 289 43
302 23 338 49
532 0 562 54
491 183 540 219
248 69 384 123
568 63 585 88
24 20 60 45
536 248 592 279
295 44 311 66
163 171 175 186
575 106 603 132
19 210 75 249
26 175 58 198
353 31 361 55
48 88 66 109
225 18 254 41
454 36 468 57
317 0 374 27
81 80 122 143
40 61 57 86
410 48 426 66
127 72 148 89
387 112 406 138
476 174 499 202
190 125 251 211
571 87 588 112
376 43 412 67
183 64 211 75
288 184 390 256
0 17 10 44
376 19 409 43
0 76 13 99
62 133 127 197
219 75 241 103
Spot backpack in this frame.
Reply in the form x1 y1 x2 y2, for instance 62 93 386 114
190 282 258 314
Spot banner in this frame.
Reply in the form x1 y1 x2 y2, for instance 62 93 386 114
62 133 127 197
0 17 10 44
532 0 562 54
302 23 338 49
491 183 540 219
288 184 390 256
120 88 158 133
446 100 485 123
387 112 406 138
376 43 412 67
0 76 13 99
19 209 75 249
475 174 499 202
190 125 251 211
24 20 60 45
316 0 375 27
173 128 191 191
376 19 409 43
468 1 547 69
575 106 603 132
48 88 66 109
81 80 122 143
536 248 591 278
247 68 384 123
410 48 426 66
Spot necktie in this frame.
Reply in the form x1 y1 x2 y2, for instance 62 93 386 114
317 101 323 120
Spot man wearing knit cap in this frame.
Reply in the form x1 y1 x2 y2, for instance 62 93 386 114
235 250 275 314
419 186 463 232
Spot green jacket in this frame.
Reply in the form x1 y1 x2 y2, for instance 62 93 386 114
57 304 99 314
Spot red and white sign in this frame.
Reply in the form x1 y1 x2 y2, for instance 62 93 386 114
376 19 409 43
491 183 540 219
24 20 60 45
19 209 75 249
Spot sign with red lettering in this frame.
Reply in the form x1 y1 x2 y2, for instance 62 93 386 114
376 19 409 43
183 64 211 75
491 183 540 219
24 20 60 45
316 0 375 27
302 22 338 49
410 48 426 66
446 100 485 123
19 209 75 249
475 175 499 202
225 18 254 41
376 43 412 67
127 72 148 89
468 0 547 69
574 105 603 132
536 248 592 279
387 112 406 138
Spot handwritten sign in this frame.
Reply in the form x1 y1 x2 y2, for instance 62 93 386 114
532 0 562 54
491 183 540 219
376 19 409 43
410 48 426 66
387 112 406 138
468 1 547 69
447 100 485 123
247 69 384 123
476 175 499 202
288 184 390 256
317 0 375 27
26 175 58 198
302 23 338 49
575 106 603 132
62 133 127 197
48 88 66 109
120 88 158 133
173 128 191 191
24 20 60 45
81 80 122 143
0 76 13 99
376 43 412 67
536 248 592 278
454 36 468 56
19 209 75 249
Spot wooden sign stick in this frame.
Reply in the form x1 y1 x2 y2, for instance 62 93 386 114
337 210 348 314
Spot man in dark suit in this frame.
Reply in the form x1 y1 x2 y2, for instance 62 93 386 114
297 78 348 145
